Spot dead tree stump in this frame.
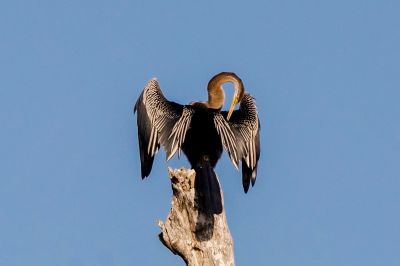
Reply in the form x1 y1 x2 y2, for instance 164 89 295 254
158 168 235 266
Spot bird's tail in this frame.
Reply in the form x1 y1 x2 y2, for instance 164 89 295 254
194 160 223 214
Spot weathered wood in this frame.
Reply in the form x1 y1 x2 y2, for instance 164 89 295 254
158 168 235 266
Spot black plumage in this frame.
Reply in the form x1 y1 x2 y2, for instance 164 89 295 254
134 72 260 213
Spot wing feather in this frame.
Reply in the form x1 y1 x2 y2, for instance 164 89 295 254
222 93 260 192
213 113 240 169
134 78 192 178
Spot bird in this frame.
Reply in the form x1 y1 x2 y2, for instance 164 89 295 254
134 72 260 214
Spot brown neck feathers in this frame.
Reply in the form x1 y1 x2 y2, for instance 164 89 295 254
206 72 244 110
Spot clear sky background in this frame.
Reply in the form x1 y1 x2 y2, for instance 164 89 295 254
1 0 399 265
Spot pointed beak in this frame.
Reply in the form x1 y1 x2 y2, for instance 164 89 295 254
226 94 239 121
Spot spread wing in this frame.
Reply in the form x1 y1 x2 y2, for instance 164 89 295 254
134 78 193 178
222 93 260 193
213 113 242 170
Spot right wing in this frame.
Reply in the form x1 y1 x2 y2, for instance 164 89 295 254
134 78 193 178
222 93 260 193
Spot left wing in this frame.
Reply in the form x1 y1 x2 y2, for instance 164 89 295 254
134 78 193 179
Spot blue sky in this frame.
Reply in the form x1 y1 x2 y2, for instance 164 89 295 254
1 0 399 265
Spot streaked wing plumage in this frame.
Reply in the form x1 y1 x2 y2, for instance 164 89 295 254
222 93 260 192
213 113 241 170
134 78 193 178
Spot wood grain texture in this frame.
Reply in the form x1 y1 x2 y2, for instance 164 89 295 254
158 168 235 266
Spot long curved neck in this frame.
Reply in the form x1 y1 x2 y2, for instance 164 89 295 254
206 72 244 109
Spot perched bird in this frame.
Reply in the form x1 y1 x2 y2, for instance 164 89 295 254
134 72 260 214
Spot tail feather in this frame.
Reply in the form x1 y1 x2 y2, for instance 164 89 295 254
194 162 222 214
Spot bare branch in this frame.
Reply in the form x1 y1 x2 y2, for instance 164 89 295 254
158 168 235 266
